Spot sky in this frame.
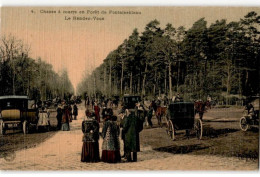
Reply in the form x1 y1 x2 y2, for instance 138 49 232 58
1 6 259 92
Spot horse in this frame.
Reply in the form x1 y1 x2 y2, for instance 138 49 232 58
150 101 167 127
194 100 211 120
156 106 167 127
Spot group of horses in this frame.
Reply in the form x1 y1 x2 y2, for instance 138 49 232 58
150 100 211 126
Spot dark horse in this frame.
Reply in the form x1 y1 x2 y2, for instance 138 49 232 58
150 101 167 127
194 100 211 120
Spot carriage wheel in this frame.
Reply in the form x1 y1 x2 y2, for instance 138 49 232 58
240 117 249 132
195 119 203 140
168 120 175 141
23 121 29 134
0 120 5 135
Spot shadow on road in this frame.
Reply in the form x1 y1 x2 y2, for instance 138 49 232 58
203 127 239 138
154 144 210 154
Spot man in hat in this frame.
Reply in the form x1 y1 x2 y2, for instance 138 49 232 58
122 105 144 162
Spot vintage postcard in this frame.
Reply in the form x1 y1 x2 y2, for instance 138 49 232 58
0 5 259 171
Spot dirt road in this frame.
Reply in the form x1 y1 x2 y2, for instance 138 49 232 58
0 106 258 171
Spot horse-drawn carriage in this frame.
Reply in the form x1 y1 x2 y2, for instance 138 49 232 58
166 102 203 140
0 95 39 135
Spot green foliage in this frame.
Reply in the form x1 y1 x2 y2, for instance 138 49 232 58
77 11 259 102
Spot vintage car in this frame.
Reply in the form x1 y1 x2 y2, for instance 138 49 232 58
122 95 141 109
0 95 38 135
240 96 259 131
166 102 203 140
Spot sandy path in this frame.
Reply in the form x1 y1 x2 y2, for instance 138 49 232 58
0 108 258 171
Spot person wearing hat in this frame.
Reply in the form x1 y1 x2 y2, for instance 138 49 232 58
73 103 78 120
81 110 100 163
61 100 70 131
122 105 144 162
101 108 121 163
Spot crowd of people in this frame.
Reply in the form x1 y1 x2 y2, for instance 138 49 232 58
27 93 258 165
37 93 186 134
55 100 78 131
80 99 145 163
53 93 208 163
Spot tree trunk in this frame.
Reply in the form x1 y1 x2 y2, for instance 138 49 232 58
130 72 133 94
93 74 96 99
245 70 249 88
142 62 148 96
120 61 124 95
12 72 15 95
10 51 16 95
177 61 180 92
158 72 161 97
238 69 242 104
103 66 106 96
45 71 47 100
164 69 167 95
137 76 140 94
27 72 30 96
168 62 172 98
109 59 112 97
153 71 157 95
226 65 231 105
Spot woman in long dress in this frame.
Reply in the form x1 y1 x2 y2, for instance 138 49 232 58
101 108 121 163
37 106 50 131
81 113 100 162
61 101 70 131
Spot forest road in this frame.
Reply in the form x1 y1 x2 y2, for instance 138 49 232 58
0 106 258 171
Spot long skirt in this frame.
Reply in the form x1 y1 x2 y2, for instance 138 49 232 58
61 123 70 131
81 142 100 162
101 150 121 163
95 114 100 123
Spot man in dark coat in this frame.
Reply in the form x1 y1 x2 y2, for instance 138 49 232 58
122 107 144 162
73 103 78 120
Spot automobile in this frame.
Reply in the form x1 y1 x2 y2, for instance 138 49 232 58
240 96 259 131
166 102 203 140
122 95 141 109
0 95 38 135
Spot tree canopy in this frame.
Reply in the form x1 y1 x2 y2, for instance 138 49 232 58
77 11 259 103
0 35 74 101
